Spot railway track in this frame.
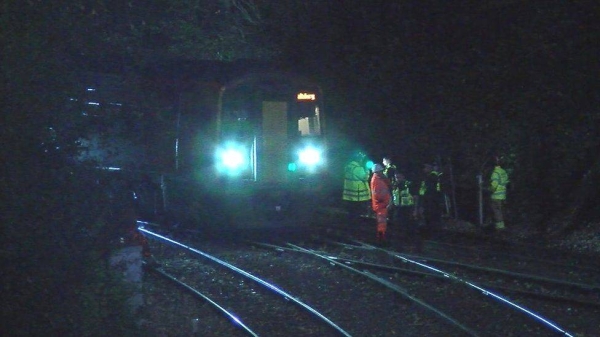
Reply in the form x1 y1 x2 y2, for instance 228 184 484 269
395 241 600 303
139 226 483 336
252 241 594 337
140 227 352 336
138 222 599 336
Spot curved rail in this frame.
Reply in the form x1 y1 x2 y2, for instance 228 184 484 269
138 226 352 337
354 240 576 337
281 243 480 337
264 240 600 309
144 262 259 336
323 235 600 302
340 240 599 291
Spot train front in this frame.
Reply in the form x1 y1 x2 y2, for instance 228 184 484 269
213 74 330 228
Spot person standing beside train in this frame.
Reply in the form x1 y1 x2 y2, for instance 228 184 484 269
370 163 391 243
418 163 444 238
383 156 398 187
382 156 398 221
490 155 509 231
342 151 371 222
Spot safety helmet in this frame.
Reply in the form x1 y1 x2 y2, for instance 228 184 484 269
372 163 384 172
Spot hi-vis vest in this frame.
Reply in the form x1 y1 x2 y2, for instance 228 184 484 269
342 160 371 201
419 171 442 196
490 166 509 200
394 181 414 207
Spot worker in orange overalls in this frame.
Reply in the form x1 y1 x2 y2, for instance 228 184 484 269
370 163 391 243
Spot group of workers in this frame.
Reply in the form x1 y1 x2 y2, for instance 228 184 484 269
342 151 509 244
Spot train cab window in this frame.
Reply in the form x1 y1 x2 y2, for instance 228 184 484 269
221 108 256 139
296 105 321 136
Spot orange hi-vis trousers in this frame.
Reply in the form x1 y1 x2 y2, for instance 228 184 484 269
376 210 388 235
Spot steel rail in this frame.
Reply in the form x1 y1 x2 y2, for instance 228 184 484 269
138 226 353 337
253 242 600 309
322 236 600 297
144 262 259 337
285 243 480 337
394 250 599 291
323 239 600 291
329 256 600 308
355 240 576 337
137 220 162 228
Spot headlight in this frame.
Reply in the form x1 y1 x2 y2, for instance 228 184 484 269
298 146 323 168
292 145 325 175
215 143 250 175
221 148 245 169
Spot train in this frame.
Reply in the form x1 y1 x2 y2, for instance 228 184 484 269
79 62 337 229
211 71 331 227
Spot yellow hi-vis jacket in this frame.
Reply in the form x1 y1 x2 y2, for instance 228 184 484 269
342 160 371 201
490 165 509 200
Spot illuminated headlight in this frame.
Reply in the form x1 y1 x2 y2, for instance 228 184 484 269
298 146 323 166
221 149 245 169
216 143 249 174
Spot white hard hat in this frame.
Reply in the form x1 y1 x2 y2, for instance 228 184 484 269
372 163 384 172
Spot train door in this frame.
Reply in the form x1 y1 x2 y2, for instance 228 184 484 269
261 101 288 183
